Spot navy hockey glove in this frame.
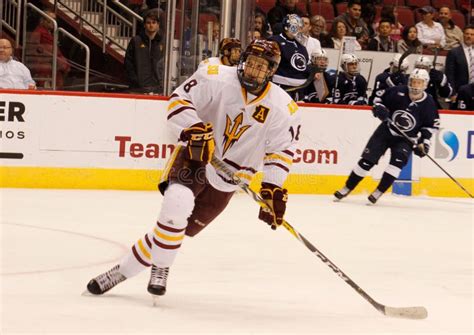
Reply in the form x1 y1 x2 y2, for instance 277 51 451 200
180 122 215 163
413 139 430 158
429 69 444 86
372 104 390 121
258 182 288 230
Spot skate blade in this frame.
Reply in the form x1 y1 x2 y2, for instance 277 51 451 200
151 295 160 307
81 290 93 296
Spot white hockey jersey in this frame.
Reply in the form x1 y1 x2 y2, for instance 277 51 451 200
198 57 223 68
167 64 301 192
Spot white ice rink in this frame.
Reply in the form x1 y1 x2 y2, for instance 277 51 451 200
0 188 472 334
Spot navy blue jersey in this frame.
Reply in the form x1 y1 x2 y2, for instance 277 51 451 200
369 68 408 105
379 85 440 141
303 71 336 103
426 69 453 109
269 33 310 88
332 72 368 105
455 83 474 111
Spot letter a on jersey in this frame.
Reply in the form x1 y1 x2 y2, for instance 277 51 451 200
223 112 251 155
252 105 270 123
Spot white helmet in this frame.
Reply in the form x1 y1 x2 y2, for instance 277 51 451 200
414 56 433 71
311 49 328 70
390 53 409 73
340 53 359 76
408 68 429 96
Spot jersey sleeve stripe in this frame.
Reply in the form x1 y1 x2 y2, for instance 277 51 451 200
264 162 290 173
223 158 257 174
168 99 191 111
264 153 293 165
283 150 294 157
167 106 196 120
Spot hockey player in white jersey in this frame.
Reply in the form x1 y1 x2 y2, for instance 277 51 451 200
199 37 242 67
86 39 301 299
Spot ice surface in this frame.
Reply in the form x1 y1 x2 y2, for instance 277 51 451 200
1 188 472 334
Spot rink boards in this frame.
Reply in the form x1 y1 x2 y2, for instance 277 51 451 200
0 90 472 197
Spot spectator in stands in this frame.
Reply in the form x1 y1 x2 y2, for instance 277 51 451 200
0 39 36 89
333 0 369 50
299 14 322 56
416 6 446 49
373 5 403 41
397 25 423 54
438 7 463 51
124 9 163 94
267 0 304 35
309 15 334 48
454 83 474 110
31 10 70 89
367 19 397 52
445 25 474 96
331 21 362 51
255 12 272 38
361 2 376 40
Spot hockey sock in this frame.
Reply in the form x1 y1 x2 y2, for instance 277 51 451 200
151 183 194 268
377 172 397 193
346 159 374 190
119 232 153 278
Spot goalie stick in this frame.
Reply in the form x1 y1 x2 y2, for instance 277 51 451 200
210 156 428 320
284 65 318 92
389 121 473 198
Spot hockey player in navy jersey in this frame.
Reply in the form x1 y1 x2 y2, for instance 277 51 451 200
269 14 311 100
414 55 453 108
303 49 336 103
454 83 474 110
332 53 368 105
334 68 440 204
369 53 409 105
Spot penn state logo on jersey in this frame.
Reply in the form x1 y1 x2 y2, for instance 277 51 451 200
290 53 307 72
392 110 416 132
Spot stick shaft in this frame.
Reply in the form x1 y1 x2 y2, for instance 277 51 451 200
210 157 385 314
389 121 473 198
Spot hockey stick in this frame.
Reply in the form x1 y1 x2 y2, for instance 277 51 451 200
398 46 417 73
284 65 318 92
210 156 428 320
389 121 473 198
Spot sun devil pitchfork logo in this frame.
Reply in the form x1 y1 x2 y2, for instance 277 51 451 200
434 129 459 161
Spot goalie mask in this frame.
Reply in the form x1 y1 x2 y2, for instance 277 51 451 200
311 49 328 71
237 39 281 94
283 14 303 38
414 56 433 71
390 53 409 73
340 53 360 77
219 37 242 66
408 68 429 98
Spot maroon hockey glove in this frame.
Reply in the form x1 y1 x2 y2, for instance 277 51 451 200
180 122 215 163
258 182 288 230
